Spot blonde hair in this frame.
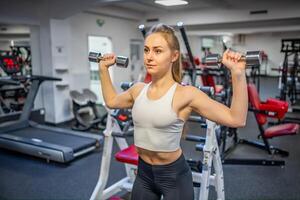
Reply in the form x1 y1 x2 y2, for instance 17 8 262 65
146 23 182 83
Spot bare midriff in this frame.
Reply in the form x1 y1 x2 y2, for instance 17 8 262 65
136 146 182 165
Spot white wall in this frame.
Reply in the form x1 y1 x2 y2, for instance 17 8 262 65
67 12 142 92
50 19 73 123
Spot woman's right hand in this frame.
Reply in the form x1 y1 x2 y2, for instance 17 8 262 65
99 53 116 70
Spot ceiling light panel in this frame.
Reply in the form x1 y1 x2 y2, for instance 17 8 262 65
154 0 188 6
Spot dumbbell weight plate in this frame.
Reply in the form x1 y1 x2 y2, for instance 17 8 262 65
116 56 129 68
204 54 222 68
245 51 262 67
88 52 101 63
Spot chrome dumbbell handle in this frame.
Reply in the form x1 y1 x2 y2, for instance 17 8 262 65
245 51 262 67
88 52 129 68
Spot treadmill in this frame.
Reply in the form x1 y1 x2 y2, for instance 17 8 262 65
0 77 20 114
0 75 102 163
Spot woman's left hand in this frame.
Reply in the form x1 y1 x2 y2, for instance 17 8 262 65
221 49 246 74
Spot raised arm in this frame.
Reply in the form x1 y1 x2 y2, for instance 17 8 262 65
189 50 248 127
98 53 143 109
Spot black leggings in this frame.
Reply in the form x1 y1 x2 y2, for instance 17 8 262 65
131 153 194 200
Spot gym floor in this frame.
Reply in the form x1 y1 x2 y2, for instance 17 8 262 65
0 77 299 200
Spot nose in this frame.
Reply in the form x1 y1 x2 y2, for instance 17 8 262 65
145 50 153 61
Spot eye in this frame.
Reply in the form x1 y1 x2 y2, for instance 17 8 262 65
155 49 162 54
144 48 149 53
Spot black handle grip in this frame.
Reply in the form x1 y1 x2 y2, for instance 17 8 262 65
177 22 196 69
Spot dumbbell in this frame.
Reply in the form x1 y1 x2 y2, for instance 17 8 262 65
198 86 214 97
88 52 129 68
120 81 134 91
204 51 262 68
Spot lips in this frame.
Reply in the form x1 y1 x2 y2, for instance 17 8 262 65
146 64 156 68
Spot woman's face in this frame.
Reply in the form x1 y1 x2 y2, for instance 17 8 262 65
144 33 178 77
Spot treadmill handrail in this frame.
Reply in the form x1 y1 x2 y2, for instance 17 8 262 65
8 75 61 82
17 75 60 122
0 120 29 132
30 75 62 82
0 77 20 85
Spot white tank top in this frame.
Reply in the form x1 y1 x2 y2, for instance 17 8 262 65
132 82 185 152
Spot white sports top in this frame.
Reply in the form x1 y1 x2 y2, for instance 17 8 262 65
132 82 185 152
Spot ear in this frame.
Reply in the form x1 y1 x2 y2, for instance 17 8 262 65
171 50 180 63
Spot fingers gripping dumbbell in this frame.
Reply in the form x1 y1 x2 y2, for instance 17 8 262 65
204 51 262 68
88 52 129 68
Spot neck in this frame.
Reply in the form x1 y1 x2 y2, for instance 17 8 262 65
150 71 175 89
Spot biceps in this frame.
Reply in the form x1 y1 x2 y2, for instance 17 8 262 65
109 91 134 109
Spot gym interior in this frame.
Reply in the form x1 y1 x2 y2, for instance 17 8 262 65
0 0 300 199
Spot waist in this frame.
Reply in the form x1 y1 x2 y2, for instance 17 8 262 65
136 146 183 165
134 126 182 152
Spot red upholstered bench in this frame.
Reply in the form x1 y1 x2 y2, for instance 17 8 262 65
264 123 299 139
109 197 122 200
115 144 139 166
247 83 299 156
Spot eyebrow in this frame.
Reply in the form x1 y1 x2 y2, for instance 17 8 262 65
144 45 163 49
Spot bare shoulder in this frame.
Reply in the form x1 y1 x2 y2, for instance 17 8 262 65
176 84 199 96
131 82 146 89
175 84 199 103
129 82 147 99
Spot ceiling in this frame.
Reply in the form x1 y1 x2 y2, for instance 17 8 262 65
97 0 300 12
91 0 300 35
1 0 300 36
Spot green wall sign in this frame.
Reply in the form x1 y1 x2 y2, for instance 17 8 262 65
96 19 105 27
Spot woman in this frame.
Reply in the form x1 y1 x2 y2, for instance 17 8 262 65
98 24 248 200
